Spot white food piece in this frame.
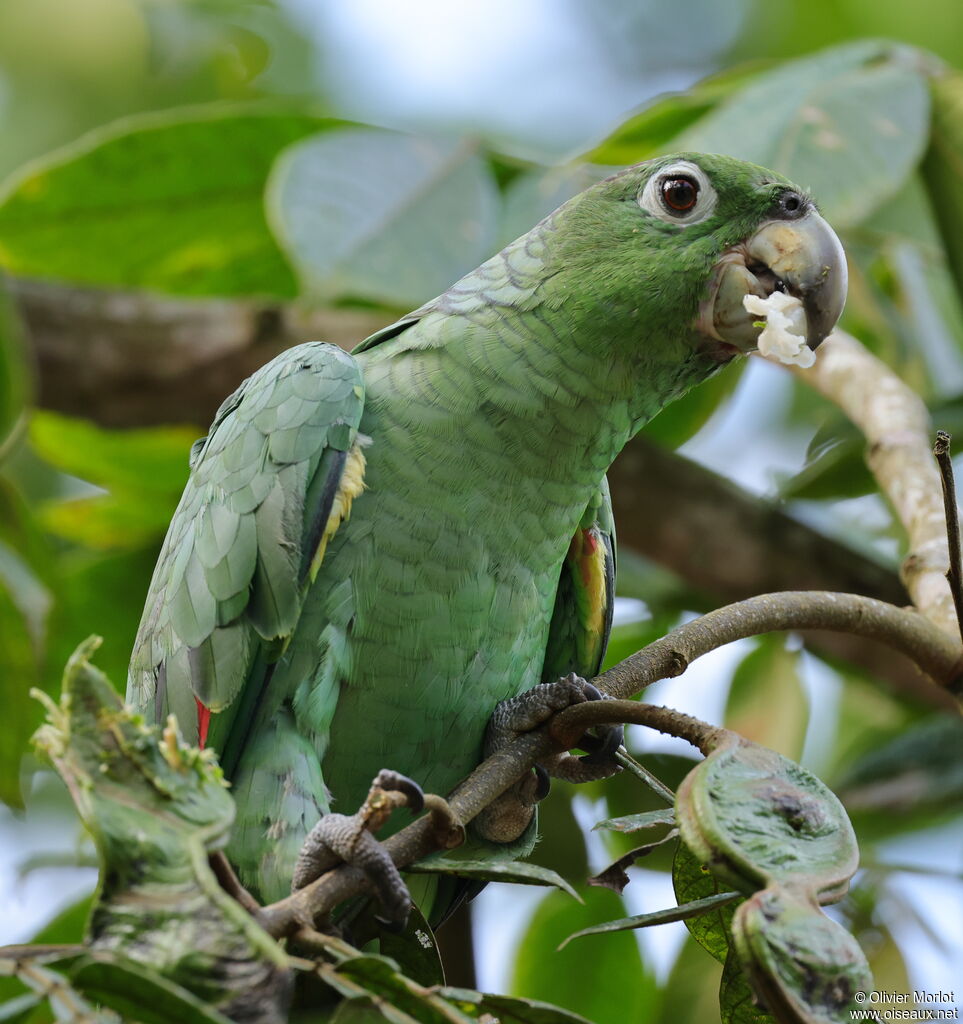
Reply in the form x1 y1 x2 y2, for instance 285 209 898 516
742 291 815 368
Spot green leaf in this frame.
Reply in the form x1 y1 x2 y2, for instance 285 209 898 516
407 857 581 901
0 282 29 456
680 40 932 228
838 713 963 836
0 104 335 297
672 840 742 965
923 71 963 310
377 903 445 989
329 995 420 1024
641 359 743 450
586 61 773 165
67 955 235 1024
724 637 809 762
559 892 740 948
266 129 499 308
720 949 777 1024
440 987 595 1024
510 888 658 1024
592 808 676 833
30 412 196 496
778 413 875 500
30 413 194 548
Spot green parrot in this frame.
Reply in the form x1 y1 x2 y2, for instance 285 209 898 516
127 153 846 914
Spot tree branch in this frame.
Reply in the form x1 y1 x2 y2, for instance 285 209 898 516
256 589 961 939
794 330 957 637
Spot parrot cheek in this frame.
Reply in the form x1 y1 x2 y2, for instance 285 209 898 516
696 253 771 355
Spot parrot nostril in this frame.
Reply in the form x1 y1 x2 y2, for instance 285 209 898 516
778 191 807 219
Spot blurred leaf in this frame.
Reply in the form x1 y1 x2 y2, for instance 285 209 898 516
267 129 499 307
724 637 809 761
655 935 724 1024
439 988 594 1024
560 891 739 948
497 164 612 248
586 62 773 165
923 72 963 309
838 714 963 838
47 547 161 697
673 840 742 965
0 282 29 456
0 482 54 806
30 412 196 495
779 413 875 500
528 784 589 882
0 104 334 297
642 359 743 450
510 888 658 1024
30 412 194 548
68 955 234 1024
407 858 580 901
377 903 445 989
680 40 931 228
592 808 676 833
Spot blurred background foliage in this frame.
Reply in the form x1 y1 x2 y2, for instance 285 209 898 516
1 0 962 1020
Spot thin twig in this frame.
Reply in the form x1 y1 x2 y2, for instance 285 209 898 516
933 430 963 643
613 749 676 805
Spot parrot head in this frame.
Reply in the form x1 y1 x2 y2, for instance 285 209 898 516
551 151 847 365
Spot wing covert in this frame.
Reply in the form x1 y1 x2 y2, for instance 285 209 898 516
542 476 616 682
127 342 366 740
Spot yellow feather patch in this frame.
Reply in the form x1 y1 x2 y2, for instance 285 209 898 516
310 440 367 581
571 526 607 653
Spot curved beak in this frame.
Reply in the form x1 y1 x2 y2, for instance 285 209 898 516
746 210 848 350
701 209 847 354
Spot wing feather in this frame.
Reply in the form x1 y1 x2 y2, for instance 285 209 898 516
128 342 366 735
542 476 616 681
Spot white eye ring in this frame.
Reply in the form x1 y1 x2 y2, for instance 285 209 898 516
638 160 717 226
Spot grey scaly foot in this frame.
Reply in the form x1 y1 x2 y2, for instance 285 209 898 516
292 769 425 931
475 673 623 843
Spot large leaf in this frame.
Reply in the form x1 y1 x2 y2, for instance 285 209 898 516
586 62 773 165
923 71 963 309
30 412 195 548
724 637 809 762
0 481 55 806
510 888 658 1024
0 282 28 455
680 40 931 227
0 104 334 297
267 128 499 307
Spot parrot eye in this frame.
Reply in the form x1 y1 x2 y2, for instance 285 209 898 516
661 176 699 213
638 160 717 226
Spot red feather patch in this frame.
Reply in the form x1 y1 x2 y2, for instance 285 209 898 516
196 698 211 749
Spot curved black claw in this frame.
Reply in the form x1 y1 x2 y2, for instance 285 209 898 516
569 681 624 766
533 764 552 801
579 722 625 765
373 769 425 815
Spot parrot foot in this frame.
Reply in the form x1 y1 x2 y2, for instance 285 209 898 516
475 674 624 843
291 769 425 931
